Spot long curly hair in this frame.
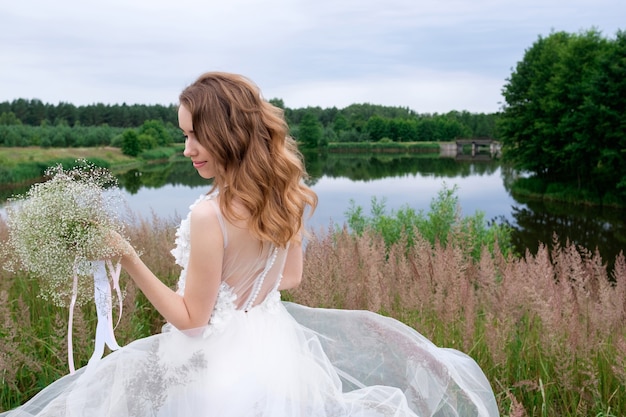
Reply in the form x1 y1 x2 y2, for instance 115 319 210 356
179 72 317 247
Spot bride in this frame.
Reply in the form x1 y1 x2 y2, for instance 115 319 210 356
1 72 499 416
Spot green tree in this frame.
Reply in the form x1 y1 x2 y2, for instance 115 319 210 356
0 112 22 126
137 133 158 151
268 98 284 109
548 30 610 187
590 30 626 198
391 119 418 142
413 119 431 142
499 31 572 177
138 119 171 146
56 102 78 126
10 99 29 123
298 112 323 148
0 125 23 146
121 129 141 157
499 29 626 202
365 116 389 141
433 118 471 141
332 113 349 133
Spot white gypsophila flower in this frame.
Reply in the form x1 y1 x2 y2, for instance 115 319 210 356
5 160 127 307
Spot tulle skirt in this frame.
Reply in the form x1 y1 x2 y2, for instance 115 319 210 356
1 299 498 416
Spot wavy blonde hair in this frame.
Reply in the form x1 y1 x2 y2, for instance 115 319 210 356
179 72 317 248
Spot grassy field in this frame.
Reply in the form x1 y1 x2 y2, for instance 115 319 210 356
1 191 625 415
0 146 177 188
0 146 138 175
0 146 135 167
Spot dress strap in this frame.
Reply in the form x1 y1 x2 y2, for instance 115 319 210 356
206 198 228 248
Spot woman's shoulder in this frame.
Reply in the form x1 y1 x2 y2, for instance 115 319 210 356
190 197 221 224
190 194 238 247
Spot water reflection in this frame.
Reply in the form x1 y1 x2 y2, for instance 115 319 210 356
303 150 500 184
1 153 625 266
505 196 626 265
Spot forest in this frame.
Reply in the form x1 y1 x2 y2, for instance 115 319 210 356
0 99 498 150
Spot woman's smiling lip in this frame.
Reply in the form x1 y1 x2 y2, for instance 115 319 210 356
192 161 207 168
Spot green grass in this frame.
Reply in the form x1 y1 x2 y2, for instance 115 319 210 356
326 141 441 153
1 169 625 416
0 146 184 186
0 146 134 167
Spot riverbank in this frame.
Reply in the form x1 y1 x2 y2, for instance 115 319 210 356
0 146 182 187
0 143 443 187
325 141 441 153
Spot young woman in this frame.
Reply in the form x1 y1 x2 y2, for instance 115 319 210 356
1 72 499 416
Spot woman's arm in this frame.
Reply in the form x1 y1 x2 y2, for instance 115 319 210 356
278 238 303 290
120 200 224 330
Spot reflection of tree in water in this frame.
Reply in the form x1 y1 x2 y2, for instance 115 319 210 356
117 160 212 195
301 152 499 182
0 183 32 201
301 150 322 186
104 155 626 272
504 196 626 271
499 164 626 270
119 169 143 194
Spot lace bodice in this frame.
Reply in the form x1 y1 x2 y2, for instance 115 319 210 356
169 192 287 333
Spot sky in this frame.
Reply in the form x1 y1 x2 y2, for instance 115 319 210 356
1 0 624 114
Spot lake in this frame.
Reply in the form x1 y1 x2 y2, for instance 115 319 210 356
120 168 516 230
2 152 625 266
115 152 626 265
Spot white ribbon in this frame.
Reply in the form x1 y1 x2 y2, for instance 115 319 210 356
67 262 79 375
67 260 123 375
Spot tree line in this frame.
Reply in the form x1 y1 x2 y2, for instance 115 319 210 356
278 102 497 147
0 100 178 128
499 28 626 205
3 26 623 207
0 99 498 153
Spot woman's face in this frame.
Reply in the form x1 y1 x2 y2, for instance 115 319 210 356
179 105 216 180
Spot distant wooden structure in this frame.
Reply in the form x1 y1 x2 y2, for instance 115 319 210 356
439 139 501 159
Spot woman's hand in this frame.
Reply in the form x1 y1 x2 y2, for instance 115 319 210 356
104 230 136 260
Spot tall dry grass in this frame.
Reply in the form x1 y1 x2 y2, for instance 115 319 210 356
1 214 625 415
287 228 626 416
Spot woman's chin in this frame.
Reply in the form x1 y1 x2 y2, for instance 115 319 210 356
198 171 215 180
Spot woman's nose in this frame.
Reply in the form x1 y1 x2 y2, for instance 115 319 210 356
183 139 194 157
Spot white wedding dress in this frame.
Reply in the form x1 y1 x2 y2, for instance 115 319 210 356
1 193 499 417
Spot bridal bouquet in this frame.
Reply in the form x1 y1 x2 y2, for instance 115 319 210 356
5 160 128 373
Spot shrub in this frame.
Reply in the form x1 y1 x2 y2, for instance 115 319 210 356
343 183 513 259
139 147 178 161
121 130 140 157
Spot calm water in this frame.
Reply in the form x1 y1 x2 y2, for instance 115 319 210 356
2 153 625 265
113 153 626 265
119 170 516 231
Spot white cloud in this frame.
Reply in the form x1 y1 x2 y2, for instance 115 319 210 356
0 0 624 111
269 71 505 113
